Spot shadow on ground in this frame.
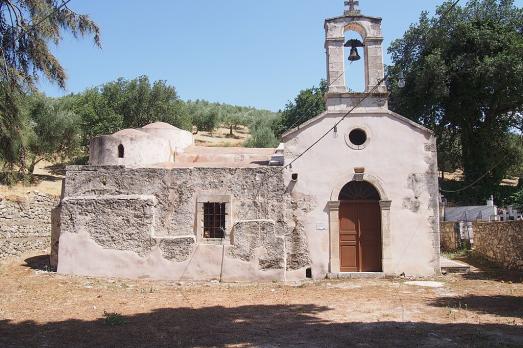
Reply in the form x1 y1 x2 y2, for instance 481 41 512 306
454 255 523 283
429 295 523 319
43 163 67 176
0 305 522 347
23 255 54 272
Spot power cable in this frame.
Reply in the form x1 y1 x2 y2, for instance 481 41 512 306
283 0 462 170
284 76 386 170
439 135 523 194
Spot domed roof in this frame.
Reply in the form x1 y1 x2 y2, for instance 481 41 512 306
142 122 178 130
112 129 149 137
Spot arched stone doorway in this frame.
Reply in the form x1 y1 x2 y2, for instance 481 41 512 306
338 181 382 272
327 176 392 275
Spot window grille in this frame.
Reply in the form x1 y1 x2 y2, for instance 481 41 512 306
203 202 226 239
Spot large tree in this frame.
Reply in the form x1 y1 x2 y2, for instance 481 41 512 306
24 93 82 173
74 76 192 143
0 0 99 172
388 0 523 203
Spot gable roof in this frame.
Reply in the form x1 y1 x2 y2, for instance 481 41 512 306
281 109 433 141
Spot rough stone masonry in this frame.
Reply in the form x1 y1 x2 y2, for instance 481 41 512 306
0 192 59 260
54 166 311 281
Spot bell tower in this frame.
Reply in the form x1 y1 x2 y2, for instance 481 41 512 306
324 0 388 111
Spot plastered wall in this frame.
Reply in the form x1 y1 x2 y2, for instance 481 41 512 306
283 111 441 277
56 166 311 281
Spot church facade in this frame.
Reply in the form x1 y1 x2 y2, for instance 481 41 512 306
52 1 440 281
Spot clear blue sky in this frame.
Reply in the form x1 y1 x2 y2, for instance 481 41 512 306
39 0 523 111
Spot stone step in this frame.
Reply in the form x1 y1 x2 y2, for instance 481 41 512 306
327 272 385 279
440 257 471 274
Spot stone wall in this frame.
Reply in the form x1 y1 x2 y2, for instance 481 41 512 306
440 222 461 252
473 221 523 271
56 166 311 281
0 192 59 260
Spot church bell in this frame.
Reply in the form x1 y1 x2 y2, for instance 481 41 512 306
348 47 361 62
345 39 365 62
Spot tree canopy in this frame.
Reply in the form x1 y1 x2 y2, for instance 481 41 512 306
387 0 523 203
273 80 327 137
75 76 192 143
0 0 100 174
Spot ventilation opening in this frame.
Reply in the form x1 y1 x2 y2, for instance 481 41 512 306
118 144 125 158
349 129 367 146
306 267 312 279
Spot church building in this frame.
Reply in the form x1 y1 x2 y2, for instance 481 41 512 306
52 1 440 281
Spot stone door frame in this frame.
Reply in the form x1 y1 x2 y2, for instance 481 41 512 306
327 174 392 274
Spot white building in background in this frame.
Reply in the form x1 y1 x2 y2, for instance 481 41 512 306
89 122 194 167
443 197 498 223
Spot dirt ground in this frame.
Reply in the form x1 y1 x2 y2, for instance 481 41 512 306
0 253 522 347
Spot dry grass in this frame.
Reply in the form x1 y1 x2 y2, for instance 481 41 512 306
0 252 522 347
194 125 250 147
0 161 63 197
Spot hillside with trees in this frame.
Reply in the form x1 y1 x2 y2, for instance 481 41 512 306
0 75 282 184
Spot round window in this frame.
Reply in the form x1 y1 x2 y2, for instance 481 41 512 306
349 129 367 146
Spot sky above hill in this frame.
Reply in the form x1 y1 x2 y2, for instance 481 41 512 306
39 0 523 111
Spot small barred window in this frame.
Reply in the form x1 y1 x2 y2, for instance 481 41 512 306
203 202 226 239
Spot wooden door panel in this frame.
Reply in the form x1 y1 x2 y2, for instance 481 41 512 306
339 203 359 272
358 202 382 272
339 200 382 273
339 204 357 230
340 245 358 272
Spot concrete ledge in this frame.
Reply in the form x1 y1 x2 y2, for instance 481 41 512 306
327 272 385 279
440 257 471 274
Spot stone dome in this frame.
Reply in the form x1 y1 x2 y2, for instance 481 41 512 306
112 129 149 138
142 122 178 130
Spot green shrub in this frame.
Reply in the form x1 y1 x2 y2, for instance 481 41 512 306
245 126 279 148
103 311 126 326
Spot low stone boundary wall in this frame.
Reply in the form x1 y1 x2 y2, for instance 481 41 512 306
473 221 523 271
0 192 59 260
440 221 461 252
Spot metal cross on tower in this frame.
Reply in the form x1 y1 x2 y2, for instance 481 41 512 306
344 0 361 15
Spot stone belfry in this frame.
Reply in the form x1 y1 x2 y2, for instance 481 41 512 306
325 0 388 111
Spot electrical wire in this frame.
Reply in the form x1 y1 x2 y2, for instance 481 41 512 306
283 0 462 170
439 145 519 193
284 76 386 170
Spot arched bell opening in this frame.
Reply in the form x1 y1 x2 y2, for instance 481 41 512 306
343 24 367 93
338 181 382 272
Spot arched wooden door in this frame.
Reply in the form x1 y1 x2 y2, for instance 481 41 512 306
338 181 382 272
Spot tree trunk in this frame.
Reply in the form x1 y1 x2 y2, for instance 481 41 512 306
18 144 27 175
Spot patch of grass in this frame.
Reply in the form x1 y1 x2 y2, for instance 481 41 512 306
0 171 34 186
442 249 470 260
103 311 126 326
